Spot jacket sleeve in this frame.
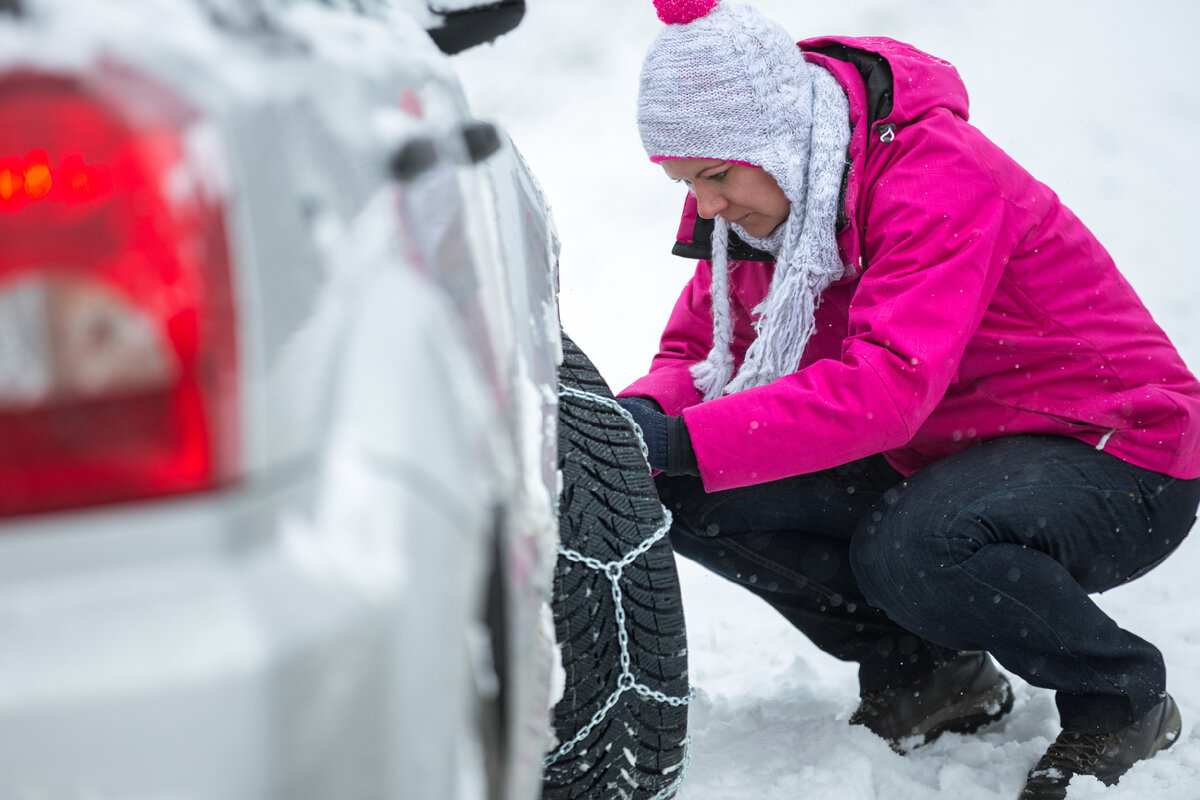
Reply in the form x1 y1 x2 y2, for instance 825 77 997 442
684 110 1026 491
618 258 719 416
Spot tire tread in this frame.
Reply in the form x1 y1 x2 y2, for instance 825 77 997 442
543 332 688 800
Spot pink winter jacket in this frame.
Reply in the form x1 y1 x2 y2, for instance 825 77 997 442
619 36 1200 492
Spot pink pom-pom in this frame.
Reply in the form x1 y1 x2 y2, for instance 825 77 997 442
654 0 721 25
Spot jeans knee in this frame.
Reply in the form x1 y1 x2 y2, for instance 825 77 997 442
850 518 949 621
655 473 707 519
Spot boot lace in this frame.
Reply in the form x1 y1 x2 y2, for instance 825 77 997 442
1034 731 1118 776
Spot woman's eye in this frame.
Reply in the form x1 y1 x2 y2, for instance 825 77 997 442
708 170 729 183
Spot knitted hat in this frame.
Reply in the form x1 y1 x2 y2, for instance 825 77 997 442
638 0 851 400
638 0 812 191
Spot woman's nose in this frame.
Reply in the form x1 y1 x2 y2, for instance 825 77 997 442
692 185 727 219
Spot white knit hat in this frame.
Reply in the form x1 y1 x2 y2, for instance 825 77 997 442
638 1 813 194
638 0 851 400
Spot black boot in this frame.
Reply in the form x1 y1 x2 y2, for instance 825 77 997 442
1020 694 1181 799
850 651 1013 752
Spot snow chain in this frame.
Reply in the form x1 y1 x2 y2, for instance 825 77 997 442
549 386 695 800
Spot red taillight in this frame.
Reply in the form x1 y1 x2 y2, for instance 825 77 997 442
0 69 239 517
0 149 113 208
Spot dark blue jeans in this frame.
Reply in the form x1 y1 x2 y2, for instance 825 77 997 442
658 435 1200 733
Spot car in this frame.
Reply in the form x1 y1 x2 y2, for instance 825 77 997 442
0 1 688 798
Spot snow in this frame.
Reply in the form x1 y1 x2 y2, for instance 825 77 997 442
456 1 1200 798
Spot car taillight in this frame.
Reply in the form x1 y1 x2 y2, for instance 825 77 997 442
0 69 239 517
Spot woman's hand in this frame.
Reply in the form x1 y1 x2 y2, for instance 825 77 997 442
616 397 699 476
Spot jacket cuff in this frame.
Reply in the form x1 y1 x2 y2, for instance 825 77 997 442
666 415 700 477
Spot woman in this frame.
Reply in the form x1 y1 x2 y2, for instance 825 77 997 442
614 1 1200 797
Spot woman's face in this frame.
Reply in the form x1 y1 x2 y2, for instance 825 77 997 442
661 158 790 238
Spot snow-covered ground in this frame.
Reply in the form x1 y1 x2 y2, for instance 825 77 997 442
457 2 1200 798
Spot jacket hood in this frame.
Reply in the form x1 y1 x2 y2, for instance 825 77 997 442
803 36 970 128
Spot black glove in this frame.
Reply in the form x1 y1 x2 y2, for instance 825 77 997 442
616 396 699 476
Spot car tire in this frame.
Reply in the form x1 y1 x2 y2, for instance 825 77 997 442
543 332 690 800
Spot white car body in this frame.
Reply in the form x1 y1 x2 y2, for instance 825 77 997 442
0 1 561 798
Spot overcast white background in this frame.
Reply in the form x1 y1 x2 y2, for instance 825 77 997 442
458 2 1200 798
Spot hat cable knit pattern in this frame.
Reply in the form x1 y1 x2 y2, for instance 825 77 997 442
638 0 851 400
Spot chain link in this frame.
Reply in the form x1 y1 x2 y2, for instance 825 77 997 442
546 385 695 798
